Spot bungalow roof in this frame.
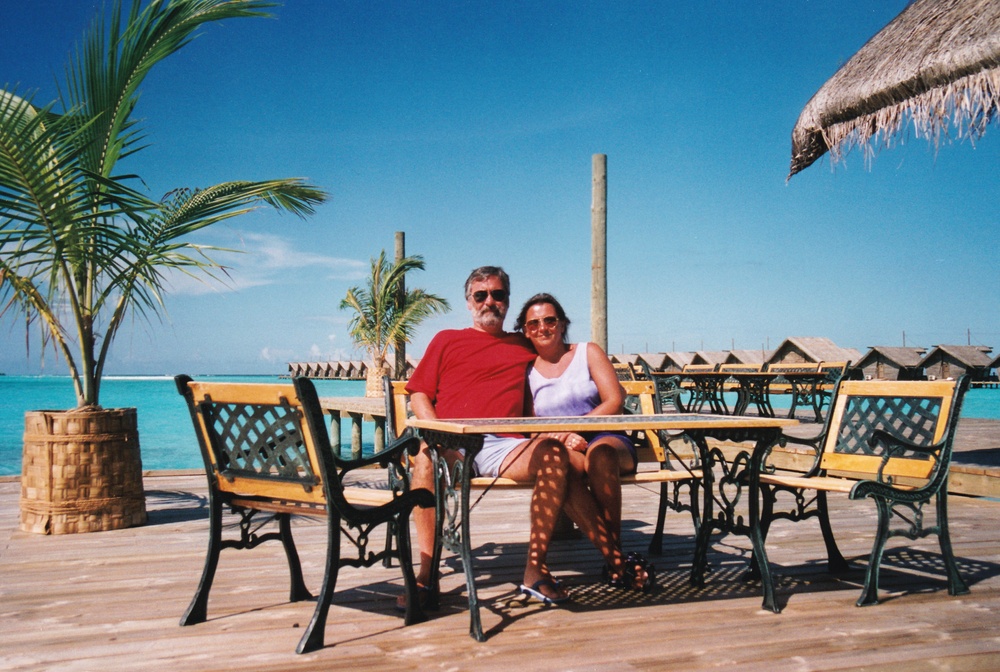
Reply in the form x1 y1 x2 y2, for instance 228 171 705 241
770 337 862 364
855 346 927 368
726 349 770 365
919 345 995 368
636 353 668 371
692 351 729 365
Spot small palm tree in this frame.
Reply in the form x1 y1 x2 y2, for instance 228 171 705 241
0 0 328 408
340 251 449 395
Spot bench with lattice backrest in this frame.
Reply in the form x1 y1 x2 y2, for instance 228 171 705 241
751 376 971 612
175 375 434 654
767 361 838 421
639 360 687 413
384 376 702 555
680 363 727 414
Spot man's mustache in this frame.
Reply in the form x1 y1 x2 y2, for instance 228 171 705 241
478 305 503 317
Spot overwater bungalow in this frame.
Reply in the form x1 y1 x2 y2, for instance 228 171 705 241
854 346 927 380
919 345 995 381
766 337 862 366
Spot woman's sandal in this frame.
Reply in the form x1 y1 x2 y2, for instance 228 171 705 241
519 577 570 605
603 551 655 593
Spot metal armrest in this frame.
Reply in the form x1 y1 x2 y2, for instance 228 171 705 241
774 431 825 475
332 433 422 472
868 428 945 458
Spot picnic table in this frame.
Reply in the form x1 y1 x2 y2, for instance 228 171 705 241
408 412 798 641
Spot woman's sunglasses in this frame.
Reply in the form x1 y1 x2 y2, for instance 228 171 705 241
524 316 559 332
471 289 508 303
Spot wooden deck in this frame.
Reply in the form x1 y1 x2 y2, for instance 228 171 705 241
3 460 1000 671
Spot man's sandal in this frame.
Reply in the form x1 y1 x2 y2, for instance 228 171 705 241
394 583 439 613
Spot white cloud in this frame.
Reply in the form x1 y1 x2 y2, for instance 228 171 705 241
260 346 295 363
163 231 366 296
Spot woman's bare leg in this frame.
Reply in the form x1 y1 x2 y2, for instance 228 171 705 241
499 437 572 600
583 437 635 545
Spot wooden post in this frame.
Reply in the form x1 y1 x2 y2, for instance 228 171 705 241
591 154 608 352
393 231 406 380
350 412 363 461
329 414 342 456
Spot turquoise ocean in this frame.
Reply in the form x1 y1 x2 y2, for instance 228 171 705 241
0 375 367 476
2 376 998 477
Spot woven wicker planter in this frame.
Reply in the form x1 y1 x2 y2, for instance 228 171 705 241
20 407 147 534
365 364 389 398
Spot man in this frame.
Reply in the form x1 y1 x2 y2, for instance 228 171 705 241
404 266 573 604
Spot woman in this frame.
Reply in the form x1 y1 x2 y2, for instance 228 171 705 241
515 292 653 592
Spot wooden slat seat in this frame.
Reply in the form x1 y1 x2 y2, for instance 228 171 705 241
752 376 972 611
384 377 702 556
174 375 434 654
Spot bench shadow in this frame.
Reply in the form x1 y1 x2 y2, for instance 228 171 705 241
197 516 1000 640
750 546 1000 612
143 488 209 525
471 538 1000 637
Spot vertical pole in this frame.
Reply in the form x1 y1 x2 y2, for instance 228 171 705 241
591 154 608 352
393 231 406 380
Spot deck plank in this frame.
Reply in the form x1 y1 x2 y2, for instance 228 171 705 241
2 469 1000 671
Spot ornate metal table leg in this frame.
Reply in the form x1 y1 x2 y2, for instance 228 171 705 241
454 460 485 641
748 432 780 613
689 434 714 587
423 430 486 642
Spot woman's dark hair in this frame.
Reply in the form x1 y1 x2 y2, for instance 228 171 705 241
514 292 571 343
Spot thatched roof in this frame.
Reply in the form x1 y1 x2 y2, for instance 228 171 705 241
855 346 927 368
636 353 669 371
663 351 695 370
692 351 730 366
769 337 862 365
919 344 995 368
725 349 771 365
789 0 1000 177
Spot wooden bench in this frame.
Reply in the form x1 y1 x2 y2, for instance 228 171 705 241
384 377 703 555
175 375 434 654
752 376 972 611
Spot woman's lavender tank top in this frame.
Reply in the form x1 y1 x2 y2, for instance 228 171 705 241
529 343 601 416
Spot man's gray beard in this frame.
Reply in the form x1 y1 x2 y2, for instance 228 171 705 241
475 308 504 330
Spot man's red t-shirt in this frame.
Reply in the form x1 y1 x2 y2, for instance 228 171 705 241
406 328 536 419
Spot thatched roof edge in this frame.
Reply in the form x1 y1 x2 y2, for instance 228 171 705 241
792 68 1000 176
789 0 1000 177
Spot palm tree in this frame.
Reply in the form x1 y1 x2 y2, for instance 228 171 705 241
340 251 449 395
0 0 328 408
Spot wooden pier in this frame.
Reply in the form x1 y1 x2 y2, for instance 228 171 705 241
3 459 1000 670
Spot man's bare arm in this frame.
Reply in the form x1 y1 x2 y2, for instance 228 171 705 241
409 391 438 420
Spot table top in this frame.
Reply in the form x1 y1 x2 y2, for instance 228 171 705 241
408 413 798 435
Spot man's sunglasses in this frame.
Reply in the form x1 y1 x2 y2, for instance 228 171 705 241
471 289 508 303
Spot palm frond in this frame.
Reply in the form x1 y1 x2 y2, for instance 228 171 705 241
340 251 449 365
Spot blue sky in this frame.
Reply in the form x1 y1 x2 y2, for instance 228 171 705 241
2 1 998 375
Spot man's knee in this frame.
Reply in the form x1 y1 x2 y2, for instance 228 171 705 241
411 444 434 486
